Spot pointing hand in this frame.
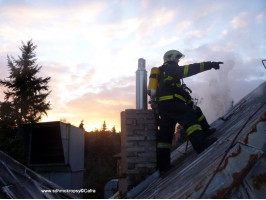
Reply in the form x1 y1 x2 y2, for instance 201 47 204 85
212 62 223 70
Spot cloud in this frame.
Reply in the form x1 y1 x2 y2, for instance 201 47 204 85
186 30 206 39
157 36 180 48
137 7 177 39
101 18 141 40
256 13 264 20
0 55 9 79
1 0 265 131
230 12 249 29
0 2 107 42
38 61 99 109
177 20 193 32
43 76 136 131
193 1 224 19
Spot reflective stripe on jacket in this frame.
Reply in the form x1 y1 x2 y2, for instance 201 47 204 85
159 94 186 102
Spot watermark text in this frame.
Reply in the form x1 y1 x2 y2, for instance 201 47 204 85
41 189 96 194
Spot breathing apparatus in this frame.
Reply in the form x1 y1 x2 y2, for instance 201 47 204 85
147 67 160 99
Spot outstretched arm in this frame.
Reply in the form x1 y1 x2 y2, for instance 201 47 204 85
179 61 223 78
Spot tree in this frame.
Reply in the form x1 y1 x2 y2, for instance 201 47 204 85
84 126 121 198
101 121 107 132
0 40 51 125
0 102 16 125
79 120 85 130
111 126 116 134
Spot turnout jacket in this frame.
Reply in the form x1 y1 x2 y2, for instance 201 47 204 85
157 61 213 102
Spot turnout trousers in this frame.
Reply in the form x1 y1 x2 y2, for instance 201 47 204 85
195 106 210 131
187 102 211 131
157 99 213 171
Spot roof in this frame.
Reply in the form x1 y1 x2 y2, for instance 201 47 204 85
0 146 77 199
131 81 266 199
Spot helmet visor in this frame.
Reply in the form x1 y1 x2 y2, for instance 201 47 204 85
176 54 185 60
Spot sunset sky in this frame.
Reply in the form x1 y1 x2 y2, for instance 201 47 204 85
0 0 265 131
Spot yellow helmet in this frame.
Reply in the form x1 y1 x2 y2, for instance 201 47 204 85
163 50 185 63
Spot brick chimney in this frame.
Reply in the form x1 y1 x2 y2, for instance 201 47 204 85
119 59 157 196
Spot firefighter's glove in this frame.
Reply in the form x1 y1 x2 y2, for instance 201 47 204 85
149 99 158 110
151 102 158 110
212 62 223 70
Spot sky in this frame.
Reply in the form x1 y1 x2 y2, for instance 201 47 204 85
0 0 265 131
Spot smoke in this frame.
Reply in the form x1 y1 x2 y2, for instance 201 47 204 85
205 59 234 120
183 46 265 124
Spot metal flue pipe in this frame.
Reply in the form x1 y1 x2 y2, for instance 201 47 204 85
136 58 147 110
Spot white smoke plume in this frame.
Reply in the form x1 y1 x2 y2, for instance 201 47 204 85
203 59 235 120
182 46 265 124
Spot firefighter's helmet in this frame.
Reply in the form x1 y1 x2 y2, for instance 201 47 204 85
163 50 185 63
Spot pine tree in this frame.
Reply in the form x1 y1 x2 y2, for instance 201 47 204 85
79 120 85 130
101 121 107 132
111 126 116 134
0 102 16 125
0 40 51 125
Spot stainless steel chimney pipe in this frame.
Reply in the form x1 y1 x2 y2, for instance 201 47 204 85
136 58 147 110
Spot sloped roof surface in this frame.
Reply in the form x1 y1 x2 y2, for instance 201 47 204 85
135 81 266 199
0 150 77 199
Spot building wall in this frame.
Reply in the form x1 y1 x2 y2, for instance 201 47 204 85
41 171 84 198
67 124 85 172
21 121 85 196
119 109 157 194
41 172 71 189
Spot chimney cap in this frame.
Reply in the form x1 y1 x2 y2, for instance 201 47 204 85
138 58 146 70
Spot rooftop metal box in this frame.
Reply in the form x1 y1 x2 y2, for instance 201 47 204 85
20 121 84 192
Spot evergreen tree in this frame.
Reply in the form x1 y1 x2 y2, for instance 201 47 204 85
79 120 85 130
101 121 107 132
111 126 116 134
0 40 51 125
0 102 16 125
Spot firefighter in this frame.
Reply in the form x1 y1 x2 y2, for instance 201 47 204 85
156 50 223 173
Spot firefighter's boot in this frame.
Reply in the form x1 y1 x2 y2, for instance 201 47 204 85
157 148 171 173
204 128 216 137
